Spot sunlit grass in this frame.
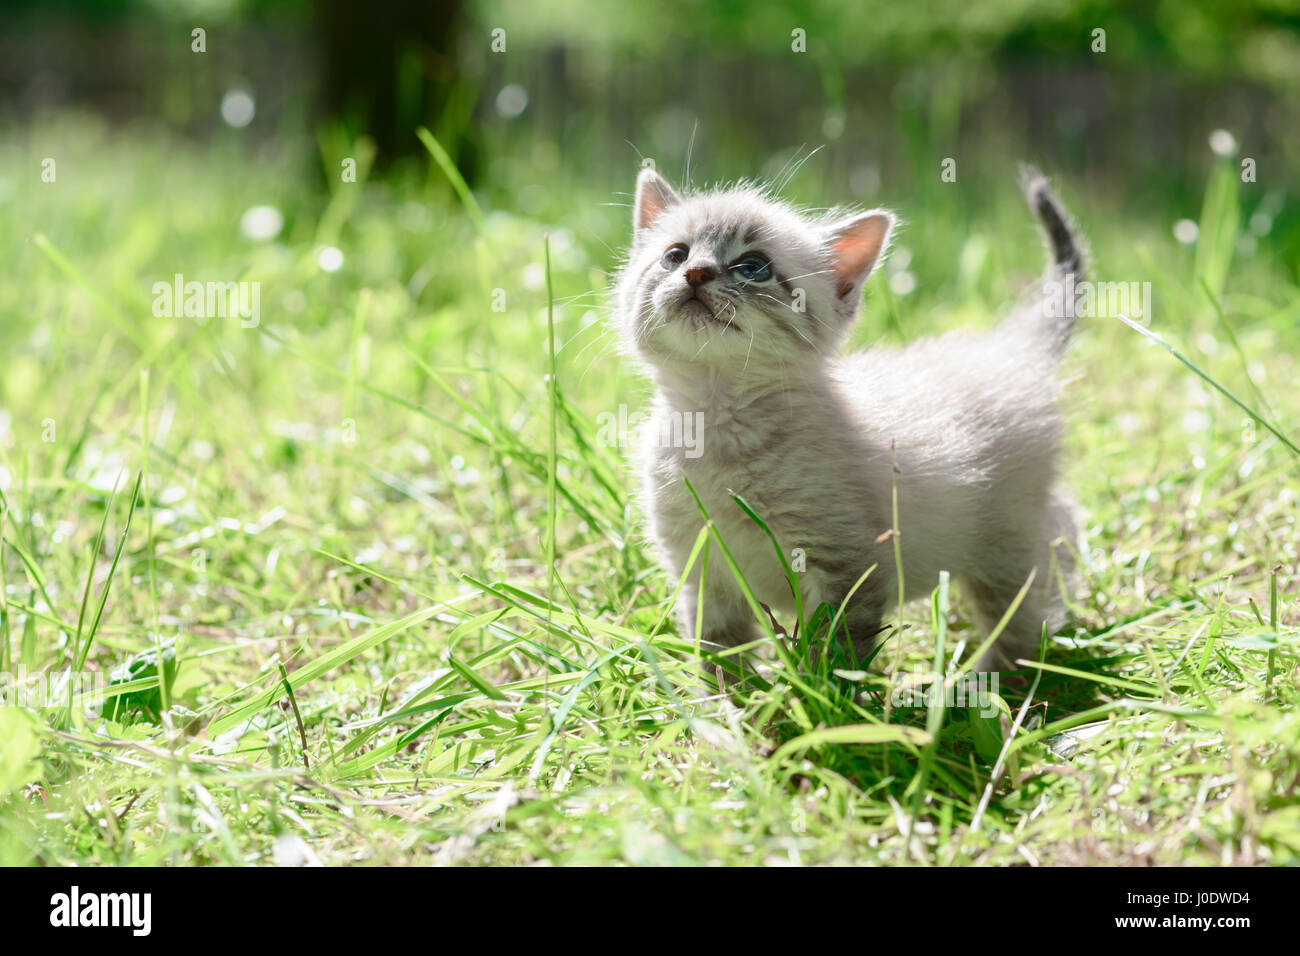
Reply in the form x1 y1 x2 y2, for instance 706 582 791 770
0 118 1297 865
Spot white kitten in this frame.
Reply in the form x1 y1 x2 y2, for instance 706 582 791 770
614 167 1083 671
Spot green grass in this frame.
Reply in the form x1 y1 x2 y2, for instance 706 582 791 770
1 116 1298 866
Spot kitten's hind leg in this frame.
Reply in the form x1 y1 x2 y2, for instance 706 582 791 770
964 490 1077 672
963 575 1050 673
804 572 886 668
823 598 886 669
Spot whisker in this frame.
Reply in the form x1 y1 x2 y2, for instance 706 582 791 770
755 292 798 314
781 267 837 283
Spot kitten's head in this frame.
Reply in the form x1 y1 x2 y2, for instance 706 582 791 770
615 168 894 377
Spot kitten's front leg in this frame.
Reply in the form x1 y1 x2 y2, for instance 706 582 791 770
676 565 761 655
648 462 762 661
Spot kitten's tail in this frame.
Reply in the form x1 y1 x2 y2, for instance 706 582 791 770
1020 164 1085 355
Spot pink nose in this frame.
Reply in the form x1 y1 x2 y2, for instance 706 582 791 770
685 266 715 286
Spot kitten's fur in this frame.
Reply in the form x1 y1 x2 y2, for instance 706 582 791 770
614 166 1083 671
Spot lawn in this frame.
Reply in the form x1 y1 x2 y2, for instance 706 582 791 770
1 115 1297 866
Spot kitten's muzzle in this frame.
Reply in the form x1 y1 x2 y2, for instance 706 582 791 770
672 287 738 331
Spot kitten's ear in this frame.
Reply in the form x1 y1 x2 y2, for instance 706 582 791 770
634 168 681 233
825 211 894 299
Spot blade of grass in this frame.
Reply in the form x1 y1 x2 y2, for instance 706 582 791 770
970 626 1049 832
1117 314 1299 458
771 723 930 763
907 571 950 844
416 127 486 237
208 603 447 738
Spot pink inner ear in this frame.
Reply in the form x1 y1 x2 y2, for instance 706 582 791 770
636 173 680 233
830 215 891 298
637 190 668 232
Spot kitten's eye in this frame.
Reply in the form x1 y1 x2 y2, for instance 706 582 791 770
732 253 772 282
661 245 688 270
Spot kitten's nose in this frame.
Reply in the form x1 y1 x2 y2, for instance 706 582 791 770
684 266 716 287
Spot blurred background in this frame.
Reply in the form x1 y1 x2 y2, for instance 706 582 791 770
1 0 1297 457
4 0 1298 229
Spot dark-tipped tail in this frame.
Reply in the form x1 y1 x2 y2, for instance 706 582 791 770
1019 164 1085 353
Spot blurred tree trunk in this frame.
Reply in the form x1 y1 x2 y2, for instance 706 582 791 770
315 0 475 175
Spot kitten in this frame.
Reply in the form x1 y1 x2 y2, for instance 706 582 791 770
614 166 1083 671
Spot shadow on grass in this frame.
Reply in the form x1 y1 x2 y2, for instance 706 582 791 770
691 606 1159 828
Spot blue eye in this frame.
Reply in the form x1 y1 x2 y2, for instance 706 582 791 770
661 245 688 269
732 253 772 282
